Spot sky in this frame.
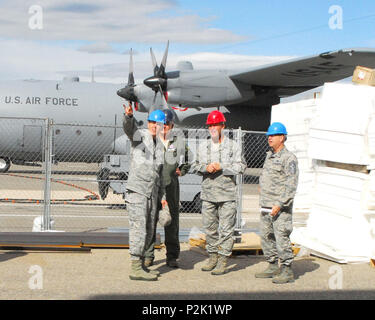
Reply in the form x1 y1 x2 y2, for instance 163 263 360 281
1 0 375 83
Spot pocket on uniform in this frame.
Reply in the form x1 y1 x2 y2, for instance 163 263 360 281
272 164 283 173
125 190 144 204
134 168 152 182
278 213 293 236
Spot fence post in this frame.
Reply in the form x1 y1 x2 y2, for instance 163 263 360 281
42 118 53 231
234 127 243 243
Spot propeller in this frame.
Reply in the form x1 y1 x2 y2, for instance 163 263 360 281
117 48 139 110
144 41 170 110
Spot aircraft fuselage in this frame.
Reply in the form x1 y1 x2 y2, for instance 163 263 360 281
0 79 261 169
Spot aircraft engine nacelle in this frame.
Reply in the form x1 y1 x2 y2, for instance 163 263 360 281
166 71 245 108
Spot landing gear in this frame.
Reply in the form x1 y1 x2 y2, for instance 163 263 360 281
0 157 11 173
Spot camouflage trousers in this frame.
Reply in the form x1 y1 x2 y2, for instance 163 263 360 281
260 210 294 266
202 200 237 257
126 189 159 260
145 179 180 261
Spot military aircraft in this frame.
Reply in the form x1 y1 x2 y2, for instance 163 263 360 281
1 44 375 174
117 43 375 131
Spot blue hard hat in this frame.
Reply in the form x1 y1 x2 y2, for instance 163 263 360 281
163 109 174 124
148 109 165 123
266 122 288 136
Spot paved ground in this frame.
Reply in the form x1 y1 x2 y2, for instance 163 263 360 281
0 243 374 300
0 164 374 301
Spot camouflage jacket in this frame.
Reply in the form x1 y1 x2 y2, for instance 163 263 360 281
259 146 299 210
122 114 165 200
162 129 191 187
192 136 246 202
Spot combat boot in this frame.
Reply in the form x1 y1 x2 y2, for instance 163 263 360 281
201 253 218 271
272 265 294 284
255 262 280 278
129 260 158 281
211 254 228 275
166 258 179 268
142 262 160 277
143 257 154 267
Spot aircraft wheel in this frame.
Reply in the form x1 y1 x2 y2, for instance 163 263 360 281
0 157 11 173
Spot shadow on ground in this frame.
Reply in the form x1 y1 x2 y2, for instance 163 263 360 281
0 251 28 262
152 248 208 275
89 289 375 300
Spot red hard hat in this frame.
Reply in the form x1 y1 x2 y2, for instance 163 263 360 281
206 110 226 125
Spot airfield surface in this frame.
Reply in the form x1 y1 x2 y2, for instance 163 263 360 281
0 163 374 301
0 244 374 300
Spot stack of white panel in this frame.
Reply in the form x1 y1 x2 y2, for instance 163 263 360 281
366 171 375 209
282 82 375 263
308 82 375 166
271 98 319 212
367 116 375 170
291 166 375 263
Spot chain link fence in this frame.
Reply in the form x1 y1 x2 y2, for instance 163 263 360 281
0 117 267 235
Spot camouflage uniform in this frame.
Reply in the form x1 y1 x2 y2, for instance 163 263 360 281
192 135 246 257
145 129 191 261
259 146 299 266
123 114 165 260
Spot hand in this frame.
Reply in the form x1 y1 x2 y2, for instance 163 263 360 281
212 162 221 171
206 163 216 173
124 103 133 117
270 205 281 217
175 168 182 176
161 200 168 209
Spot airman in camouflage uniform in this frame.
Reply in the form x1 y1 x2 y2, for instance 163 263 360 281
144 109 191 268
192 110 246 275
123 105 167 281
256 122 299 284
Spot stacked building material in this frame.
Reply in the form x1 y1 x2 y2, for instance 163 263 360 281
273 82 375 263
292 165 375 263
271 98 318 212
308 83 375 166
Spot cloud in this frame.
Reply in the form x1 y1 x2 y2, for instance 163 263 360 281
77 42 115 54
122 49 140 55
0 0 245 44
0 39 126 82
50 3 103 13
0 38 293 83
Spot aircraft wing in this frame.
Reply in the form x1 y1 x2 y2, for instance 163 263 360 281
230 48 375 97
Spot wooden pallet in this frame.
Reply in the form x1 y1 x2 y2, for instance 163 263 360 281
232 232 263 255
189 233 301 256
232 248 263 255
